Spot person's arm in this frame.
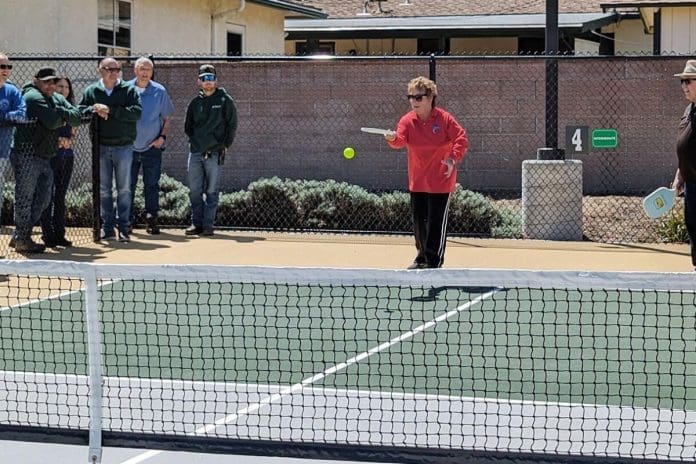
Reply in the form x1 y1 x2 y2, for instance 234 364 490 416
386 116 407 148
29 94 68 130
184 101 194 138
5 87 27 122
440 112 468 178
151 90 175 148
151 116 171 148
108 86 142 122
223 95 237 148
673 168 685 195
445 113 468 163
56 95 82 128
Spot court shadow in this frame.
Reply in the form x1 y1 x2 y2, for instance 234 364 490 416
409 286 499 302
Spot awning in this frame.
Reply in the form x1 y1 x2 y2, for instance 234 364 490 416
285 12 621 39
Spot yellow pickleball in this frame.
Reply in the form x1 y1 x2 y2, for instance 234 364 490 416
343 147 355 159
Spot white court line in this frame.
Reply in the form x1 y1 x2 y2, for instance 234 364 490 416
118 288 501 464
0 278 120 314
0 286 85 313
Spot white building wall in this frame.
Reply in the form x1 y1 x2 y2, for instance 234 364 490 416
0 0 287 55
661 7 696 54
0 0 95 54
611 18 653 55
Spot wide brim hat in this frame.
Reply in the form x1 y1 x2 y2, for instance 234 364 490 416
674 60 696 78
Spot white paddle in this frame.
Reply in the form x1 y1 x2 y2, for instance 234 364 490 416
642 186 676 219
360 127 394 136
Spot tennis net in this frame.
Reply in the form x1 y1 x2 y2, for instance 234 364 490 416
0 260 694 464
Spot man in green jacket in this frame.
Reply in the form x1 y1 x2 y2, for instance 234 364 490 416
11 67 81 253
183 64 237 236
79 57 142 242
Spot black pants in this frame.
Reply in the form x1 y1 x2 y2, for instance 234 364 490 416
410 192 451 268
685 182 696 266
41 155 74 242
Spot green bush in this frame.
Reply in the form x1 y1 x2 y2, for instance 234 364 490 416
65 182 93 227
657 208 689 243
6 175 523 237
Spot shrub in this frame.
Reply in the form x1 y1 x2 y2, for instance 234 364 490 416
657 208 688 243
23 175 524 237
65 182 93 227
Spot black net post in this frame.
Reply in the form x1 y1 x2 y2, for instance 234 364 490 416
90 116 100 242
544 0 563 159
429 53 436 82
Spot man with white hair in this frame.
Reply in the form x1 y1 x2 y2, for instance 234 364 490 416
127 56 174 235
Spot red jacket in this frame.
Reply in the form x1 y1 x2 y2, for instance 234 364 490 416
388 107 468 193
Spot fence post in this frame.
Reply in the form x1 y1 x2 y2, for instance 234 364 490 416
429 54 436 82
90 117 100 242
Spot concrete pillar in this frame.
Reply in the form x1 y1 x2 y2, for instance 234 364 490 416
522 159 583 241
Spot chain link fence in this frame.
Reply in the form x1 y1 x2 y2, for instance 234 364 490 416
1 54 688 257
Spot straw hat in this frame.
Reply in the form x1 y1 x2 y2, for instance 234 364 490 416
674 60 696 78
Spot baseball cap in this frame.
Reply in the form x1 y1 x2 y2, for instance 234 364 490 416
35 67 58 81
198 64 216 78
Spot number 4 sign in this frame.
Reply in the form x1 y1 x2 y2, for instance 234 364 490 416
565 125 589 155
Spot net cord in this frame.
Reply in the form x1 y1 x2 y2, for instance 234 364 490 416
0 260 694 292
84 265 103 464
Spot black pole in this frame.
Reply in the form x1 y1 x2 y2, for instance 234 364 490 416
543 0 562 159
90 117 101 242
429 53 436 82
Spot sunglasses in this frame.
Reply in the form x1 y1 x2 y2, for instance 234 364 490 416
200 74 216 82
101 67 121 73
0 64 12 70
406 93 428 102
682 79 694 85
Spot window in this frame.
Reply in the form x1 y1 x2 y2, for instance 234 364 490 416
227 32 242 56
295 40 335 56
98 0 131 56
417 38 450 55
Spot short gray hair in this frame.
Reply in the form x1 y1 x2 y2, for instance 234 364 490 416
134 56 154 68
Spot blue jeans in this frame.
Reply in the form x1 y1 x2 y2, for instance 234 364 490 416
130 147 162 220
100 145 133 234
187 151 220 228
10 153 53 242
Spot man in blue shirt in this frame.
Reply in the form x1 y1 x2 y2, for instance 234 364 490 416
0 53 26 236
127 57 174 235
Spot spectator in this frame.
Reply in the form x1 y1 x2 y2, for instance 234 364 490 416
0 53 26 224
128 57 174 235
79 57 142 243
183 64 237 236
40 76 78 247
11 67 81 253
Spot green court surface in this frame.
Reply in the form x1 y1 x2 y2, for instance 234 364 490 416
1 279 694 411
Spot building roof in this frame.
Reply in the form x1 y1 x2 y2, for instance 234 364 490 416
601 0 696 7
249 0 327 17
288 0 608 19
286 12 619 38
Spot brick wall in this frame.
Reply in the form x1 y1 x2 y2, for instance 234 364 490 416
134 56 690 196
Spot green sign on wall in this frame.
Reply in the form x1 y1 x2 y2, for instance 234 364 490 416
591 129 618 148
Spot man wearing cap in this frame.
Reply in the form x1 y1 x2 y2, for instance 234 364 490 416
79 57 142 243
0 53 26 245
183 64 237 236
11 67 81 253
672 59 696 270
127 56 174 235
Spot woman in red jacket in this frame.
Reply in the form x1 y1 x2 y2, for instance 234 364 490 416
385 76 469 269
